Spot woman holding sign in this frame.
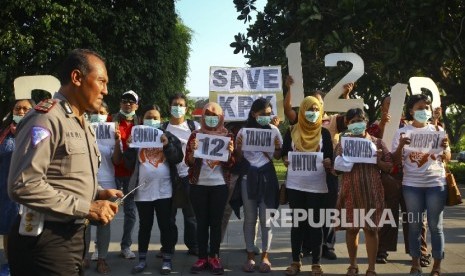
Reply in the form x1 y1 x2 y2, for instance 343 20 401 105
334 108 392 276
235 98 282 273
281 96 333 276
185 102 235 275
392 94 450 276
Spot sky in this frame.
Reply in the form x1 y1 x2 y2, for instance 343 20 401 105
176 0 266 98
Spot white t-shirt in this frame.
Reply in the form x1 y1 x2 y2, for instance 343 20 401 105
96 144 116 189
197 159 225 186
392 124 448 187
236 124 283 169
135 148 172 201
286 138 328 193
166 120 201 177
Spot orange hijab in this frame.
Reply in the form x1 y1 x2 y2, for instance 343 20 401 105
291 96 323 152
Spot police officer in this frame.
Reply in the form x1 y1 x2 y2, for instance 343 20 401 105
7 49 123 276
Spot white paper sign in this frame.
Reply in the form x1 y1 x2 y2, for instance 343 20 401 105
341 137 377 164
193 133 231 162
129 126 164 148
285 43 304 107
287 152 324 176
382 83 408 151
405 130 445 154
242 128 275 153
217 94 277 121
91 122 116 147
14 75 60 100
209 66 282 92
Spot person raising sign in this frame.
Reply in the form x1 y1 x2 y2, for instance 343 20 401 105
334 108 392 276
185 102 235 275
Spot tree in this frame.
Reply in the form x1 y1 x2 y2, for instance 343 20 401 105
0 0 191 119
231 0 465 144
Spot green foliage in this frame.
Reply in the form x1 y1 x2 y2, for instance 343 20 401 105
0 0 191 119
448 162 465 184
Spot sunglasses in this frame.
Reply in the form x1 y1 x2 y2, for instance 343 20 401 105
121 99 137 105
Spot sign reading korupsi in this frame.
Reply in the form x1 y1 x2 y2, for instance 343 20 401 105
287 152 324 177
341 137 377 164
241 128 274 153
193 133 231 162
405 130 446 154
91 122 116 147
129 125 163 148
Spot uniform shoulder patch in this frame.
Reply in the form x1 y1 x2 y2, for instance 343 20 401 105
31 126 51 147
34 99 58 113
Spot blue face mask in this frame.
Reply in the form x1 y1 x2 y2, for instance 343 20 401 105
143 119 161 128
171 106 186 119
305 111 320 123
12 115 24 124
120 110 135 118
205 116 219 128
348 122 367 135
256 116 271 126
90 114 108 123
413 109 431 123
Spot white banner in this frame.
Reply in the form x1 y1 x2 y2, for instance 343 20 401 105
91 122 116 147
217 94 277 121
129 126 164 148
241 128 275 153
287 152 325 177
341 137 377 164
193 133 231 162
209 66 282 92
405 130 445 154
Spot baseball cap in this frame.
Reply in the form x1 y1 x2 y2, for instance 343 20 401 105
121 90 139 104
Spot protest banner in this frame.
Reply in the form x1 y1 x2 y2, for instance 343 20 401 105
341 137 377 164
91 122 116 147
129 125 163 148
287 152 324 177
217 93 277 121
14 75 60 100
193 133 231 162
241 128 275 153
405 130 446 154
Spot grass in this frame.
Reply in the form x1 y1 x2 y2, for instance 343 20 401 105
273 159 287 181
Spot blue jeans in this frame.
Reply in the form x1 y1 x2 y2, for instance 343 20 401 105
402 185 446 259
116 176 137 250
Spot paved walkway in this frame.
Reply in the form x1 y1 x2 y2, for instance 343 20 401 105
2 187 465 275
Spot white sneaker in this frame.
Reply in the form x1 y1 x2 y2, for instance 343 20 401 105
91 249 99 261
120 248 136 259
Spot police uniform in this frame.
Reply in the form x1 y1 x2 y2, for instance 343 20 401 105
7 93 100 276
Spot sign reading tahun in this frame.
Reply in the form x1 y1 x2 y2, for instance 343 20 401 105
242 128 275 153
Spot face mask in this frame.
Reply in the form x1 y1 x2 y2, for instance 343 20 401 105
205 116 219 128
120 110 135 118
143 119 161 128
12 115 24 124
348 122 367 135
90 114 108 123
171 106 186 118
256 116 271 126
413 109 431 123
305 111 320 123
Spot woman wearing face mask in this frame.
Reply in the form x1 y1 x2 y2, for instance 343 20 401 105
334 108 392 276
0 99 34 276
392 95 450 276
282 96 333 276
235 98 282 273
123 104 183 275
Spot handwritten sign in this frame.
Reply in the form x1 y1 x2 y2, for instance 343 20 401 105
91 122 116 147
217 94 277 121
242 128 275 153
405 130 445 154
287 152 324 177
129 126 163 148
209 66 281 92
193 133 230 162
341 137 377 164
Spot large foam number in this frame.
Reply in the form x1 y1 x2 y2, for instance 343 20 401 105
382 83 408 151
14 75 60 100
324 53 365 112
285 42 305 107
409 77 441 109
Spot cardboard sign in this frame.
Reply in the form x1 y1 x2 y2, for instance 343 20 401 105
14 75 60 100
341 137 377 164
241 128 275 153
193 133 231 162
287 152 324 177
285 42 304 107
217 94 277 121
209 66 282 92
129 126 163 148
405 130 445 154
382 83 408 151
409 77 441 109
91 122 116 147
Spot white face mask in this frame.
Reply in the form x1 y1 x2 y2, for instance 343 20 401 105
143 119 161 128
305 111 320 123
12 115 24 124
171 106 186 119
205 116 219 128
90 114 108 123
120 110 136 118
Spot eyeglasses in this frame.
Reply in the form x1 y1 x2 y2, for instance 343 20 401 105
14 106 32 112
121 99 137 105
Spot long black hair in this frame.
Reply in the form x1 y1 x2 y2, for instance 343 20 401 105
245 98 272 129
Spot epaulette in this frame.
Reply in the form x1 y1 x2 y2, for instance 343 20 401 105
34 99 58 113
